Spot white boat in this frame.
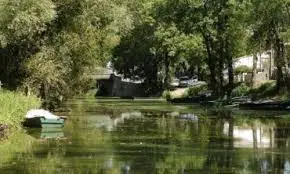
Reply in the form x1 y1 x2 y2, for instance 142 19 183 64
23 109 66 128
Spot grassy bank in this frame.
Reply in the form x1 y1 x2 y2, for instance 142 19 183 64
0 90 41 129
163 84 208 100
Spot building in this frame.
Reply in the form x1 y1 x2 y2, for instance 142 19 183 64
233 51 274 83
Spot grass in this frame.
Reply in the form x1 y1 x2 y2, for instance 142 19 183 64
0 90 41 129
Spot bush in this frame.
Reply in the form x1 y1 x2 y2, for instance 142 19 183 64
249 81 276 99
0 90 41 129
162 90 172 100
234 65 252 75
232 83 250 97
186 84 208 97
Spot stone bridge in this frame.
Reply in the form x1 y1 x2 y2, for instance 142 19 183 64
88 69 144 97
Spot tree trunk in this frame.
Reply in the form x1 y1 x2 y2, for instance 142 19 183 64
227 55 234 103
40 81 49 109
197 63 203 81
269 42 274 80
274 36 287 93
164 54 170 89
218 56 224 97
202 33 218 92
224 36 234 103
251 53 258 88
217 33 225 97
25 85 31 96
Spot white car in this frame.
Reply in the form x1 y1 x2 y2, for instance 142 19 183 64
179 76 198 87
170 78 180 87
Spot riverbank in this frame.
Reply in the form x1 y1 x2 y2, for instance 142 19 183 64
165 81 290 110
0 90 41 131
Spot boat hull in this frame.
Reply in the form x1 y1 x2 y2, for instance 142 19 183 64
23 117 65 128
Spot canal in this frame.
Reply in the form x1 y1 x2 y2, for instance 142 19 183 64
1 98 290 173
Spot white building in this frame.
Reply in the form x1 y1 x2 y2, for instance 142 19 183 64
232 51 274 83
234 52 271 70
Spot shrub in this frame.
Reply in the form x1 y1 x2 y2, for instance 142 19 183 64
186 84 208 97
162 90 172 100
249 81 276 99
232 83 250 97
234 65 252 75
0 90 41 129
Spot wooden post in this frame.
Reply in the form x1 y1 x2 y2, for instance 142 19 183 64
0 81 2 90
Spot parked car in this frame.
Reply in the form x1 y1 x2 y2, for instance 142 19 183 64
179 76 198 87
170 78 180 87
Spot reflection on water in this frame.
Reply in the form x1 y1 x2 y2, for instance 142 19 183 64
1 99 290 173
94 112 142 131
27 128 65 139
223 121 273 148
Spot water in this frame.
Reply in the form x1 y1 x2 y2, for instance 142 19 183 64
1 98 290 173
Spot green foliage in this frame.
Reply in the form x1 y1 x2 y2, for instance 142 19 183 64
232 83 250 97
112 1 206 93
0 0 134 106
234 65 252 75
249 81 277 99
186 84 208 97
0 0 56 45
162 90 171 100
0 0 289 100
0 90 41 128
249 0 290 92
24 47 66 89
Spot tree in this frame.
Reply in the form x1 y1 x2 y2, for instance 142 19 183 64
0 0 56 88
250 0 290 93
157 0 249 101
0 0 134 106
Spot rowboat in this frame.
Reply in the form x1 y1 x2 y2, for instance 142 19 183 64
23 109 66 128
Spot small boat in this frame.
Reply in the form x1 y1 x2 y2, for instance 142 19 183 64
23 109 66 128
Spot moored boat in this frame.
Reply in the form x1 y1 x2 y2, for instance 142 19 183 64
23 109 66 128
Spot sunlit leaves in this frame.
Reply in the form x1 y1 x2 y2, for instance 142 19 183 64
0 0 56 45
24 46 66 90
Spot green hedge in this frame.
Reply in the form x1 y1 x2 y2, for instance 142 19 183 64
186 84 208 97
0 90 41 129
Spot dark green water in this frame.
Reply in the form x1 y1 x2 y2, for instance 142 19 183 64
1 98 290 173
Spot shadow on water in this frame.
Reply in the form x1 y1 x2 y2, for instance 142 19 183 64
1 98 290 173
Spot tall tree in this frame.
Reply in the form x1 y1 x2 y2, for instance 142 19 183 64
250 0 290 93
0 0 134 106
158 0 248 100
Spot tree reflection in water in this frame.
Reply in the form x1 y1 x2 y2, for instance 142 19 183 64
0 99 290 173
